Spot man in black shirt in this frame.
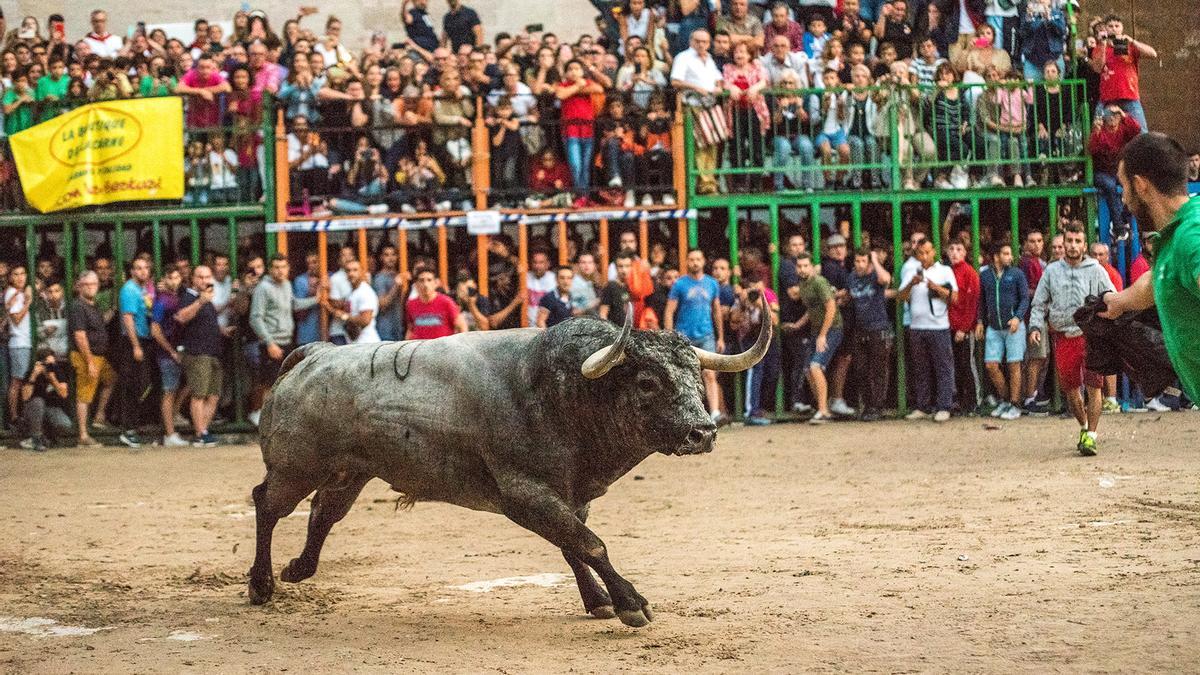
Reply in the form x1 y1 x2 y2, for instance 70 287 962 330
442 0 483 52
599 251 635 326
20 348 72 452
874 0 914 58
174 265 225 447
67 270 116 447
645 266 679 329
402 0 441 53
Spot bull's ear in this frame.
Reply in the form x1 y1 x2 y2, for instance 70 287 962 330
581 305 632 378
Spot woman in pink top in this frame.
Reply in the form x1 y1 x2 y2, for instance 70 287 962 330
722 42 771 191
979 65 1034 187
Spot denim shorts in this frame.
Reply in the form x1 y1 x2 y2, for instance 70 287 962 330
815 129 848 150
984 322 1026 364
158 356 183 392
807 327 843 370
688 334 718 353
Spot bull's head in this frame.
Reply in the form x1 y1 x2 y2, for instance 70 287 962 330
579 297 772 456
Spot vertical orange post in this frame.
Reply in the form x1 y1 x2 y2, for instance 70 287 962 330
638 217 649 261
472 97 491 297
274 108 290 256
557 219 569 265
317 231 329 341
397 227 409 276
677 218 688 269
437 225 449 289
671 104 687 210
477 233 489 296
357 228 369 270
599 218 610 275
517 221 529 327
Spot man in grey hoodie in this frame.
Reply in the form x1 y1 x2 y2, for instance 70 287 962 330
1028 222 1116 456
248 254 322 426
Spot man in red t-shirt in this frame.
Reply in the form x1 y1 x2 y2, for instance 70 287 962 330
405 269 467 339
174 54 230 130
947 241 981 414
1089 14 1156 132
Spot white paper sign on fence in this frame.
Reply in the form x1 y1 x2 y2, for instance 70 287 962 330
466 210 502 235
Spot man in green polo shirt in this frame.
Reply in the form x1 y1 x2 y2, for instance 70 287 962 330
1099 132 1200 403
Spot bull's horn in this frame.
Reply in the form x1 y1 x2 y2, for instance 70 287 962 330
694 294 772 372
581 303 632 379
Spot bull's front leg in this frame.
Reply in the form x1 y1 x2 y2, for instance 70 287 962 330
499 483 653 627
562 504 616 619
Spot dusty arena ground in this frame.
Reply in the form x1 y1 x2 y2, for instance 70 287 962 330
1 413 1198 673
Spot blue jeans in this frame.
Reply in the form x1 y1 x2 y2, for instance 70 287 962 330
847 134 881 188
773 135 820 190
744 332 782 417
1095 171 1125 241
909 328 955 413
565 136 594 193
601 137 636 185
1095 99 1148 133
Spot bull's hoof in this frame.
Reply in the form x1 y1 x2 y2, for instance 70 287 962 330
617 605 653 628
279 558 316 583
247 573 275 605
589 604 617 620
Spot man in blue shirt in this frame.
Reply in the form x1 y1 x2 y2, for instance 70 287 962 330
536 267 577 328
116 258 154 447
975 242 1029 420
665 249 726 425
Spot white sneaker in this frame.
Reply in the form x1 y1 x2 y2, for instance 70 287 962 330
523 197 541 209
950 165 970 189
808 412 831 425
435 200 452 212
623 190 636 207
1012 174 1024 187
830 398 856 417
163 433 190 447
1146 396 1172 412
641 194 655 207
989 174 1006 187
247 409 261 427
990 401 1008 418
366 203 388 214
905 409 928 421
608 175 623 188
791 402 814 414
401 203 417 214
661 194 676 206
999 405 1021 420
933 410 952 423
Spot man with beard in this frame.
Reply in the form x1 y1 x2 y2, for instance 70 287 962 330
665 249 726 425
1029 222 1115 456
1100 132 1200 406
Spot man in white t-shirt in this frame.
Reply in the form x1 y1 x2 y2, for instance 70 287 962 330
81 10 124 59
327 245 356 344
329 259 381 344
898 239 958 421
525 250 556 326
6 264 34 425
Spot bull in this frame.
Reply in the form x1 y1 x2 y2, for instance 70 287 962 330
247 303 770 627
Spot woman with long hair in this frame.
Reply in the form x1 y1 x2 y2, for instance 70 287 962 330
723 42 771 192
616 45 666 111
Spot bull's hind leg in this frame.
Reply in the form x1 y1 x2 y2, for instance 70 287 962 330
562 504 616 619
280 472 372 583
500 484 653 628
247 470 320 605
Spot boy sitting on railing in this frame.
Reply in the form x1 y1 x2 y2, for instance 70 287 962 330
525 148 573 209
771 69 820 192
812 68 851 189
637 92 675 206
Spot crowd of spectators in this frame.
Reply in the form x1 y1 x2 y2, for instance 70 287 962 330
0 2 1153 213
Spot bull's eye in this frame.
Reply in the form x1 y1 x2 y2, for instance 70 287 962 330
637 376 660 395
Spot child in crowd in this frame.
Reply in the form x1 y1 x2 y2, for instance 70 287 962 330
184 139 211 205
525 149 573 209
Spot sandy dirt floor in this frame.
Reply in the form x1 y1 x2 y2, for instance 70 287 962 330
1 412 1198 673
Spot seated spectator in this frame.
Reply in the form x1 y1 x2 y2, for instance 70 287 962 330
809 37 843 84
595 97 640 206
802 15 831 60
723 42 770 191
286 115 333 199
844 64 882 189
1017 0 1066 81
717 0 765 53
18 347 72 452
525 148 574 209
869 41 899 79
930 62 971 189
618 0 656 52
616 46 667 111
873 0 913 58
1032 60 1081 184
207 134 239 203
812 68 851 187
763 2 805 53
328 139 390 215
1088 104 1140 242
838 41 867 83
771 69 819 191
761 35 810 87
908 36 945 87
392 138 448 213
2 69 35 135
637 92 675 205
977 65 1033 187
432 69 475 208
184 139 212 205
950 23 1011 87
487 96 526 206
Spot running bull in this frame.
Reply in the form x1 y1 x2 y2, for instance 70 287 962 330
247 303 771 627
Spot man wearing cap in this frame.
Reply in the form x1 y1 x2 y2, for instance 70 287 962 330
820 233 856 417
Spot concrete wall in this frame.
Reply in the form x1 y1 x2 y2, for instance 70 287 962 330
14 0 599 53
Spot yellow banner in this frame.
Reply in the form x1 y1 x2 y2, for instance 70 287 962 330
10 98 184 213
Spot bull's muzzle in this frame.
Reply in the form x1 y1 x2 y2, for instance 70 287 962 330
677 424 717 455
